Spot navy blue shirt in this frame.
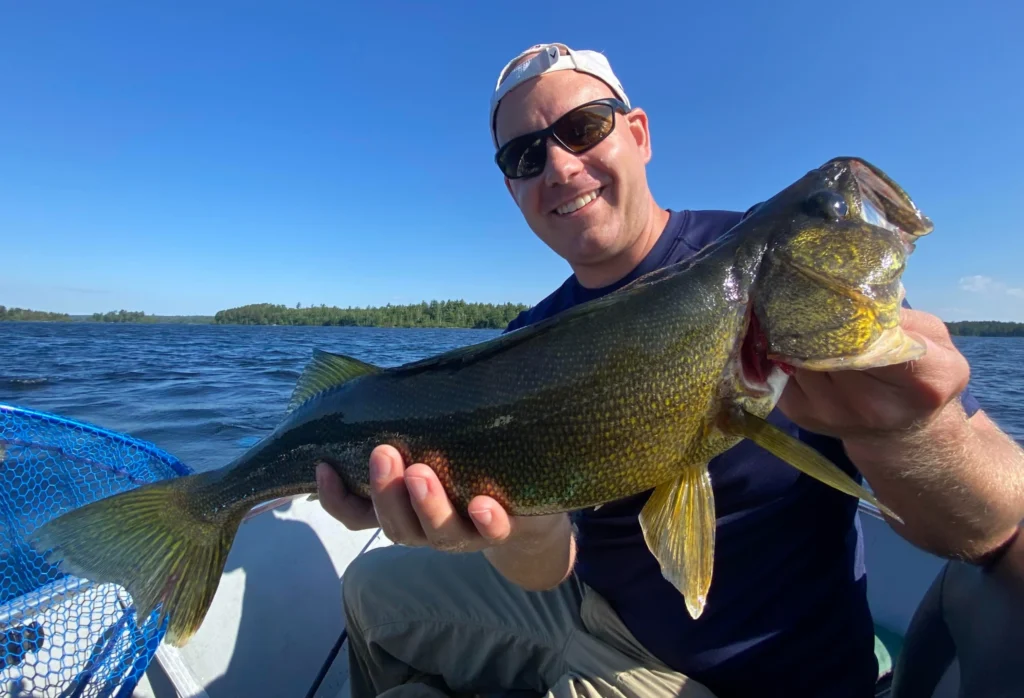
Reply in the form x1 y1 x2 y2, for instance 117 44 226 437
506 209 982 698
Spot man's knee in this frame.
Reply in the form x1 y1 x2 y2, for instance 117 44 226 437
342 545 407 619
342 545 510 634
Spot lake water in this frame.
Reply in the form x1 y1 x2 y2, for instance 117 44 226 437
0 323 502 472
1 323 1022 474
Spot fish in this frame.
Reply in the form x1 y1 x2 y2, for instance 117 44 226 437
28 156 933 646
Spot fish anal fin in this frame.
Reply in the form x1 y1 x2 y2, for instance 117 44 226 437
720 406 903 523
288 348 381 412
639 466 716 620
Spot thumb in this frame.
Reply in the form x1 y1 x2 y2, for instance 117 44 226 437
315 462 377 530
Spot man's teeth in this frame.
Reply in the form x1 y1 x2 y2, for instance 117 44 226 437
556 189 601 215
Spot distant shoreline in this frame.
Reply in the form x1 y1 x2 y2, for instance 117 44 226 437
3 304 1023 337
1 301 529 331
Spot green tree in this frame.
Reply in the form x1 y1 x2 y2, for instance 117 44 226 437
212 301 529 329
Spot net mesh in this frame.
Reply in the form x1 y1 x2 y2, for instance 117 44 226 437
0 403 192 697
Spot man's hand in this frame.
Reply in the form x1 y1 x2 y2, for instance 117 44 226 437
778 307 1024 562
316 445 574 589
777 307 969 442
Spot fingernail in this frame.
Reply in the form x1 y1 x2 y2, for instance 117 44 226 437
469 508 492 526
306 493 320 502
406 476 428 502
370 454 391 483
315 463 324 489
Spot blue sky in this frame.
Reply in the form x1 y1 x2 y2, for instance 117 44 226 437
1 1 1021 321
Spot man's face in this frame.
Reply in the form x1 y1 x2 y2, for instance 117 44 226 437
494 70 654 270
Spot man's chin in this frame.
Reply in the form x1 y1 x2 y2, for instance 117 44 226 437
562 237 626 268
536 218 623 261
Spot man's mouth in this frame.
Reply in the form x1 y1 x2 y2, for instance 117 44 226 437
554 188 603 216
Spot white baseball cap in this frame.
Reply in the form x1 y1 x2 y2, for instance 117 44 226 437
489 43 631 147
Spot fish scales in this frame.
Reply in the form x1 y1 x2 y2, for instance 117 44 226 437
200 234 756 517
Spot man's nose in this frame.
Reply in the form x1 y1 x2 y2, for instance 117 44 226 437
543 140 584 185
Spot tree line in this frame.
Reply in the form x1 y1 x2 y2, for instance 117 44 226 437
84 310 214 324
945 321 1024 337
5 303 1024 335
212 301 528 329
0 305 72 321
0 306 212 324
91 310 147 322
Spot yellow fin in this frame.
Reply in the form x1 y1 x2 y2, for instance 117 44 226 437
288 348 381 412
29 473 246 646
638 466 716 620
722 407 903 523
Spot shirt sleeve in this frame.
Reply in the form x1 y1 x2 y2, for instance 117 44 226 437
960 385 983 418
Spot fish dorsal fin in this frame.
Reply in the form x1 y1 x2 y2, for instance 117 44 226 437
287 349 381 412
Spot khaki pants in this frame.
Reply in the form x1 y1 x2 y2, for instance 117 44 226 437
342 545 717 698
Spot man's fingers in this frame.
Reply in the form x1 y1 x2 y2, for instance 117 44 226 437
466 495 513 543
326 445 527 555
405 463 488 552
315 462 377 530
901 308 956 351
786 370 835 416
368 445 428 545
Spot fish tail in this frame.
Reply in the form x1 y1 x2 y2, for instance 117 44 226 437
29 471 245 646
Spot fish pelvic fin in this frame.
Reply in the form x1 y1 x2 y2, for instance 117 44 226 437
721 406 902 523
639 466 716 620
288 348 381 412
28 472 245 647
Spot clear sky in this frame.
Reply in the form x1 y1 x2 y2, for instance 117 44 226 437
1 1 1021 321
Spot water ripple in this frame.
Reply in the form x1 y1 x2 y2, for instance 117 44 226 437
0 323 501 471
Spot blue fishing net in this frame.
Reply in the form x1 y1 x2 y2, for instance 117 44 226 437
0 403 192 697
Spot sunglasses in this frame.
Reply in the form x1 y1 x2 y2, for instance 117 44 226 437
495 98 630 180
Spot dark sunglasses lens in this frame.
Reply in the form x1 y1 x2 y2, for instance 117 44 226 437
496 102 619 179
554 104 615 152
497 135 547 179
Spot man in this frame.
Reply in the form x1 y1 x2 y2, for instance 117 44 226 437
316 44 1024 698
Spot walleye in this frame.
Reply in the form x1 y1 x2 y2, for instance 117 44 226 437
29 156 933 646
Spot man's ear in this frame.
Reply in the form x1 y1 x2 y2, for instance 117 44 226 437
626 108 652 165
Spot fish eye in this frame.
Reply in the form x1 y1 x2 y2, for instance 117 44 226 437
804 191 849 221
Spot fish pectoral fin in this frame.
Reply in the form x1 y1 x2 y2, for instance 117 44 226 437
721 406 903 523
288 348 382 412
638 466 716 620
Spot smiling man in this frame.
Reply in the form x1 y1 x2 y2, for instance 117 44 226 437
316 44 1024 698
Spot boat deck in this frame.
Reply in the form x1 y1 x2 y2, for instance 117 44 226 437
134 497 391 698
130 498 958 698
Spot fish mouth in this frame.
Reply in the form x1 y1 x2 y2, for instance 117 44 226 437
834 157 934 252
